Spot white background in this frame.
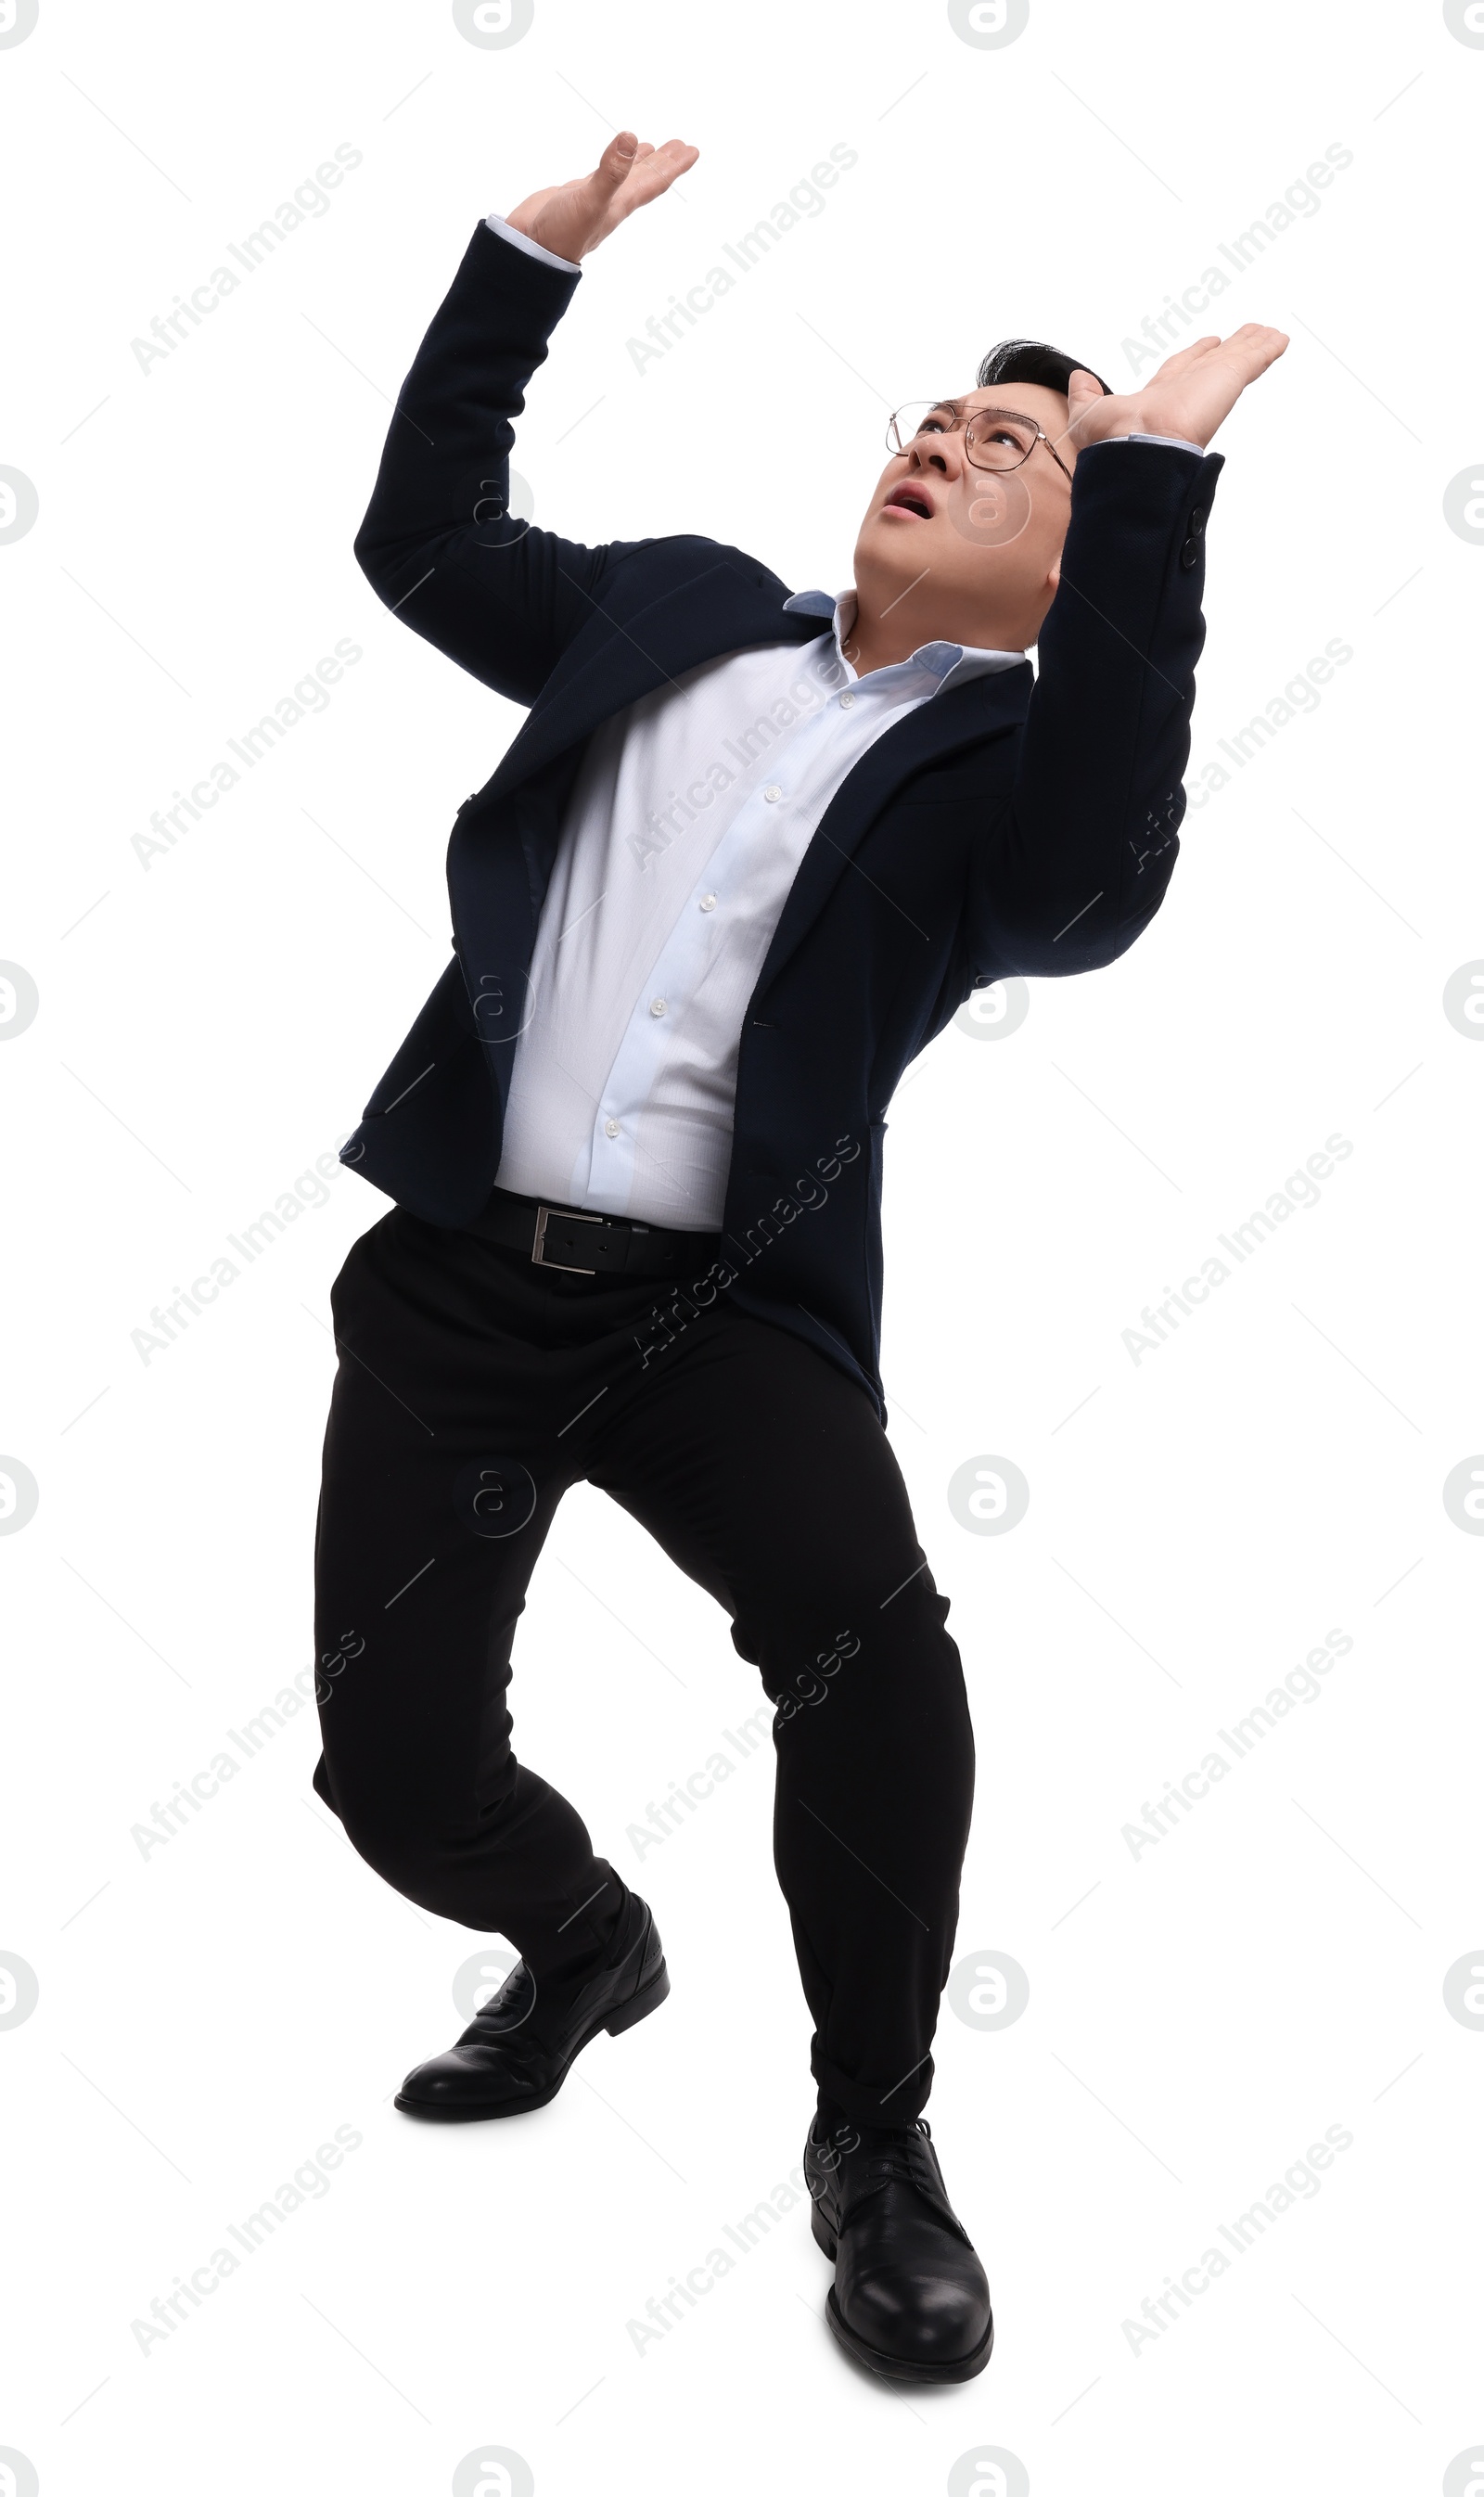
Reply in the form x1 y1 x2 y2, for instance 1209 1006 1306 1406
2 2 1481 2491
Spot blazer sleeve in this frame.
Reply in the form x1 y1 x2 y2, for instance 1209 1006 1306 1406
352 220 627 707
966 439 1223 979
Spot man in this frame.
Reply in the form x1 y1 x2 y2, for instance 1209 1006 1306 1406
313 128 1286 2383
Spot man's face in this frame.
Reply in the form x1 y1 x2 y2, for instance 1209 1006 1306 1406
851 383 1079 654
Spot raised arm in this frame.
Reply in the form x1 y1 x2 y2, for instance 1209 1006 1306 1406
352 131 697 708
971 326 1287 979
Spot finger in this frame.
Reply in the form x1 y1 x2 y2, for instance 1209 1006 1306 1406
1149 334 1223 381
627 136 699 183
1222 323 1290 376
620 138 700 204
594 129 644 188
1197 327 1289 393
1062 367 1112 433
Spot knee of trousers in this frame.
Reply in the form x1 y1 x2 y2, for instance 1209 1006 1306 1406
334 1804 453 1904
325 1776 477 1899
748 1581 965 1719
325 1755 529 1908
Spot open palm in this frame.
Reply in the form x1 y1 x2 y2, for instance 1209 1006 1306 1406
507 129 699 263
1065 326 1289 455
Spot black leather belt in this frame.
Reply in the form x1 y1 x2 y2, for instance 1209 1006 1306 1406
466 1185 722 1279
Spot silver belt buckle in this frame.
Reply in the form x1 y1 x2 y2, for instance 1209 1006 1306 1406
531 1203 605 1274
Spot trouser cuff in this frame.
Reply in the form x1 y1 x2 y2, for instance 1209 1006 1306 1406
811 2048 934 2129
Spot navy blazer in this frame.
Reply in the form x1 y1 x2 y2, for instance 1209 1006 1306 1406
341 221 1222 1420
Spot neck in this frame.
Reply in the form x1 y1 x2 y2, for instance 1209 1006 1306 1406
845 586 1023 678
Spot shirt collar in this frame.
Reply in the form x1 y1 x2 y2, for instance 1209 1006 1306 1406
783 588 1026 692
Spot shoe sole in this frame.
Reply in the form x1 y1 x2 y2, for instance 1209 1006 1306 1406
393 1958 670 2122
810 2195 995 2384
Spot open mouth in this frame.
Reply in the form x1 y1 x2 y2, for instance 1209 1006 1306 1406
883 484 934 520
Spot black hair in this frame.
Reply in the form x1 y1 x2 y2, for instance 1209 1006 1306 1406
976 339 1111 398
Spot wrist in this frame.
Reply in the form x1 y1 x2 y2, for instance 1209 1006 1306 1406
1071 403 1132 450
1119 402 1207 450
488 211 584 275
501 195 588 263
506 212 562 252
1079 409 1209 455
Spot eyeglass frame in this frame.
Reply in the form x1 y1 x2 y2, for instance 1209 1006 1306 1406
886 397 1077 489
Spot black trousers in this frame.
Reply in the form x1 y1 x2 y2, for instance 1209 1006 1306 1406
312 1208 975 2126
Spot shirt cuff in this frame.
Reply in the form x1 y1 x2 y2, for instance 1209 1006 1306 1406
484 211 581 275
1119 430 1205 455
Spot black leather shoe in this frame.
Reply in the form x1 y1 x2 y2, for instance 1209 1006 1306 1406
804 2112 993 2382
395 1893 669 2120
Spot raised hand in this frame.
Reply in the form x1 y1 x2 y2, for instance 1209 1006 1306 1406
505 129 699 263
1063 325 1290 455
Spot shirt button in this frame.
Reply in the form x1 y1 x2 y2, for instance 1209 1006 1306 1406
839 691 855 709
763 784 783 801
649 996 667 1018
698 893 717 912
604 1117 620 1138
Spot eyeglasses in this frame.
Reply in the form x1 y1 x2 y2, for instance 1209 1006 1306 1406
886 399 1075 487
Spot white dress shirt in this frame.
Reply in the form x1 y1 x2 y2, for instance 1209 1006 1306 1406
484 211 1202 1229
493 601 1026 1228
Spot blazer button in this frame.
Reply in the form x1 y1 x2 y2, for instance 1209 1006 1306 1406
1188 505 1207 536
1179 536 1200 570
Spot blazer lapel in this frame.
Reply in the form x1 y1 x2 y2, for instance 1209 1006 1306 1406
751 660 1033 999
469 555 829 811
